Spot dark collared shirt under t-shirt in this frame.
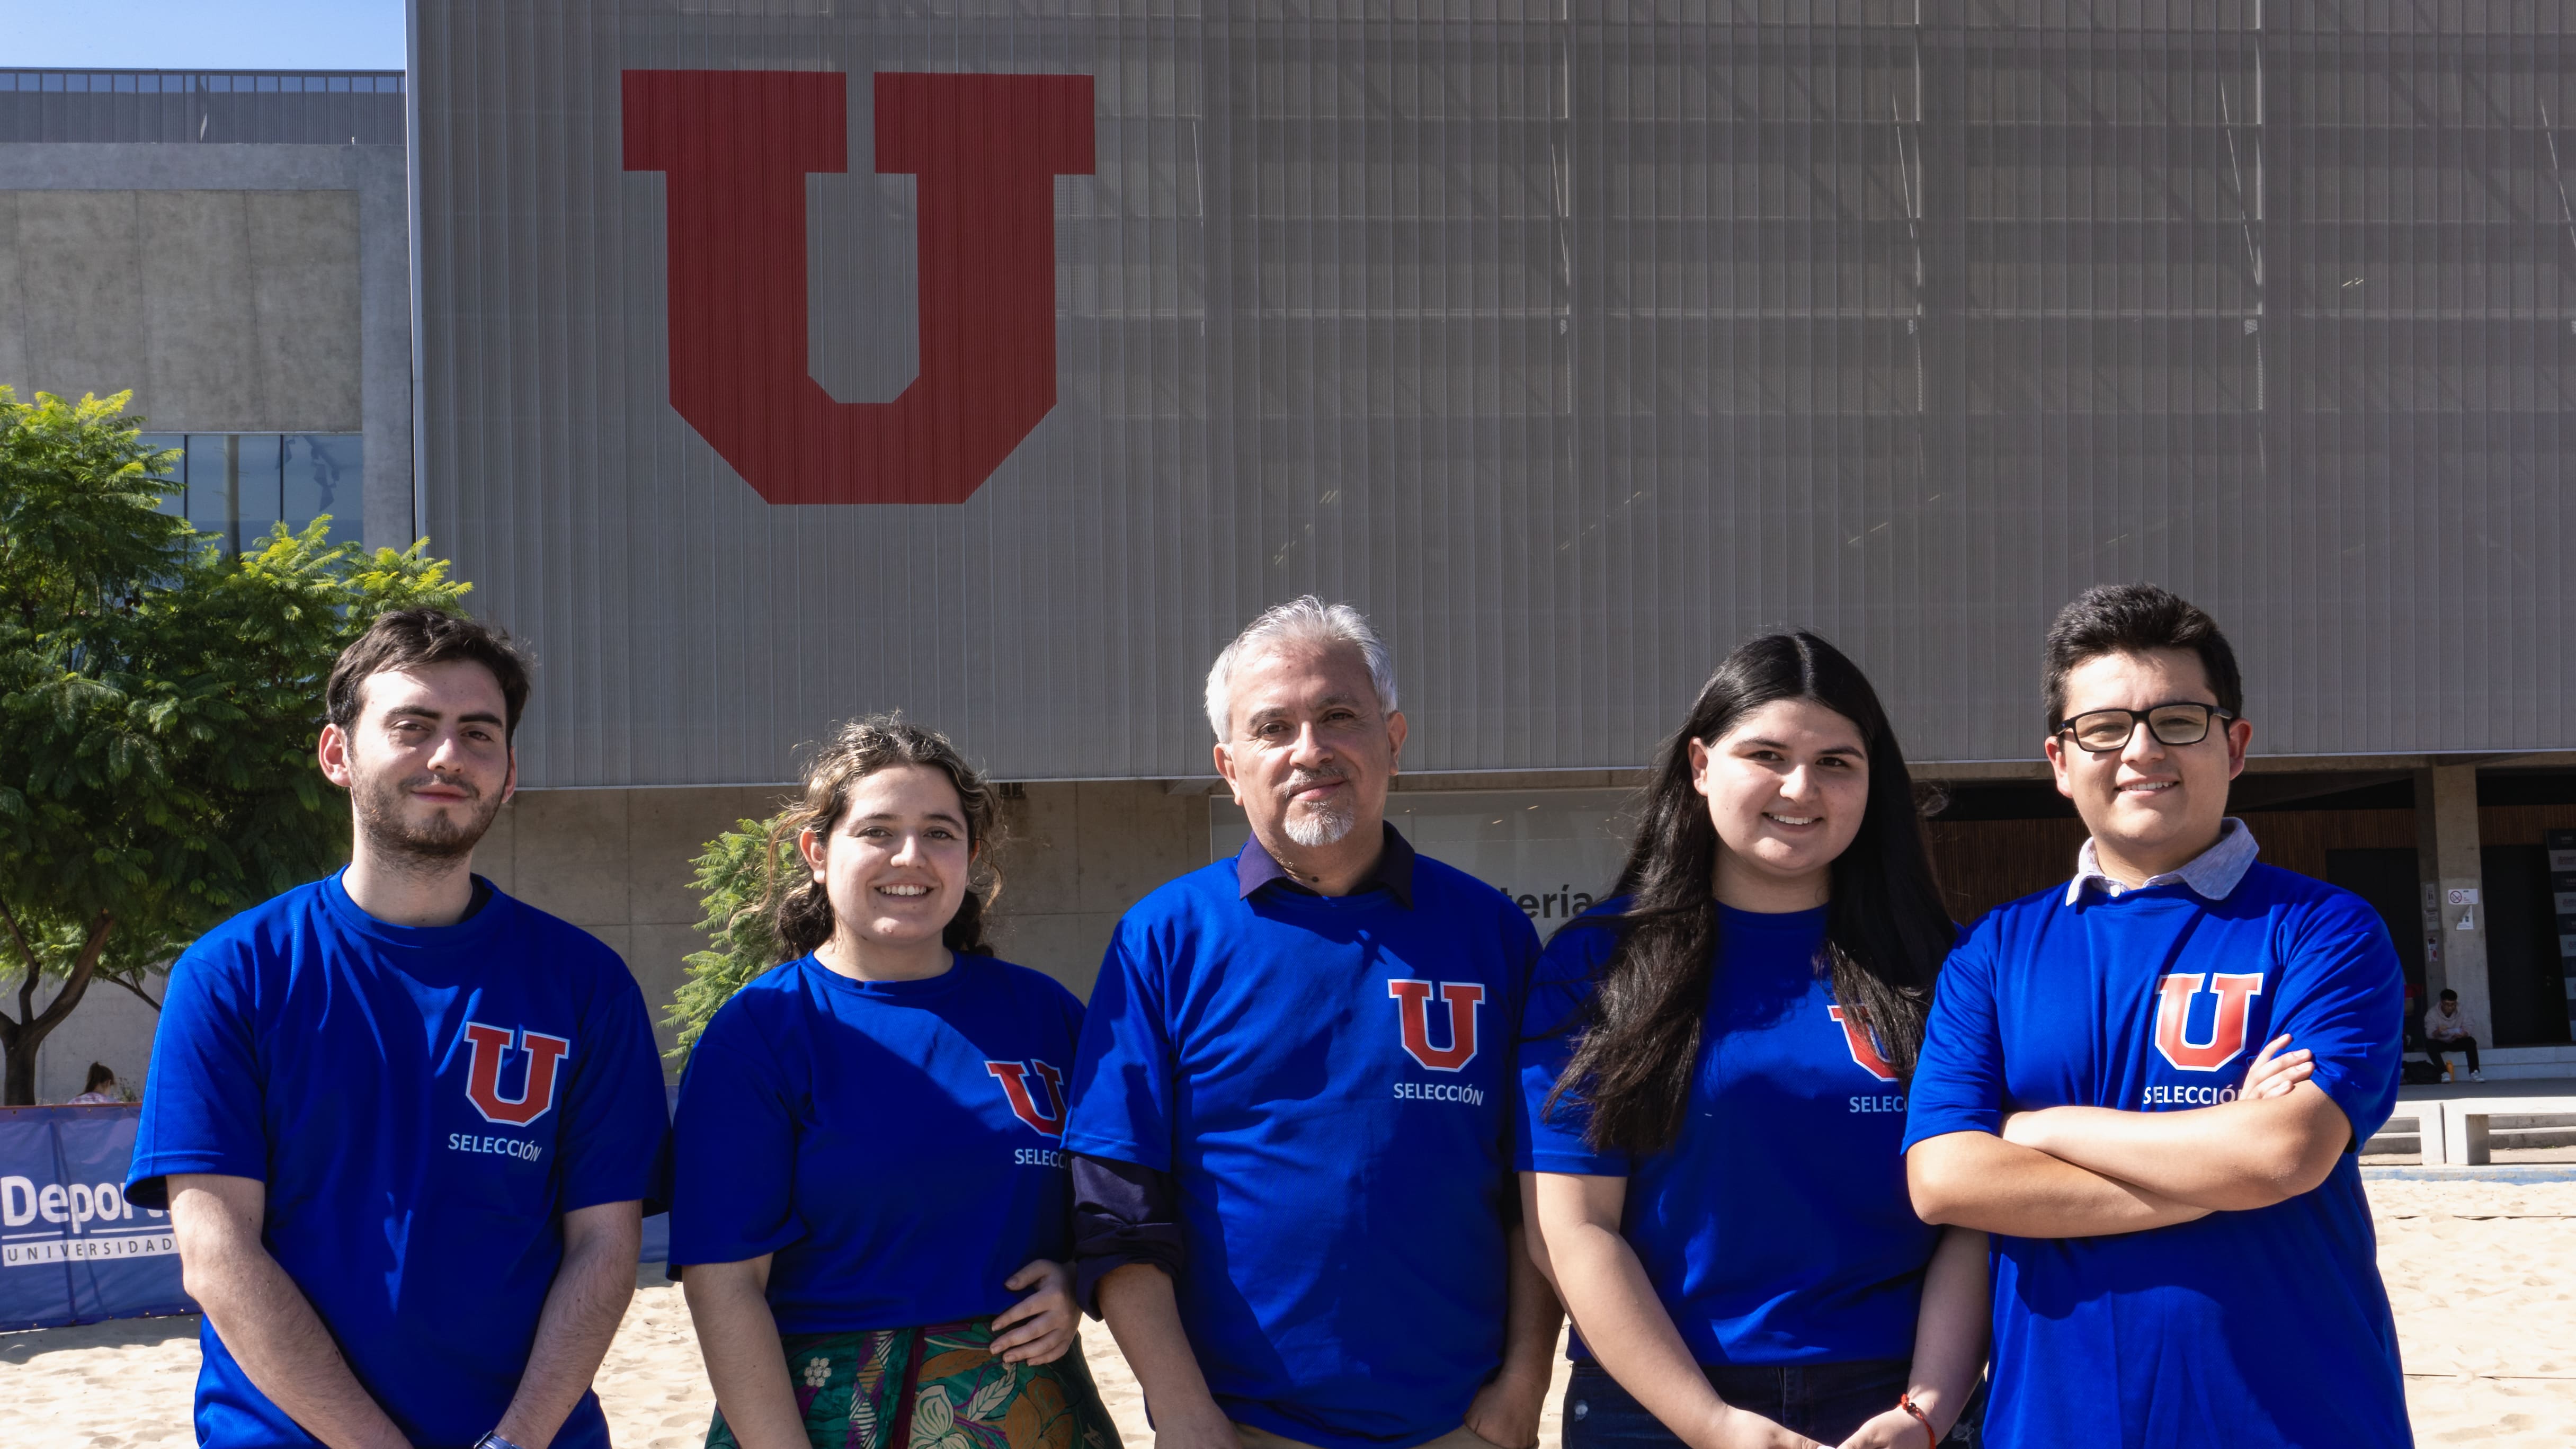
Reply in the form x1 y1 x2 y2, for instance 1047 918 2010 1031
1232 819 1419 905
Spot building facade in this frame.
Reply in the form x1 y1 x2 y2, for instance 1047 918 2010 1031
0 69 415 1099
6 2 2575 1091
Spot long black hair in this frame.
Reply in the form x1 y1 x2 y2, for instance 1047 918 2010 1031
1549 631 1955 1155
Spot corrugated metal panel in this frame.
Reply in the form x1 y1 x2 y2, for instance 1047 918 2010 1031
414 1 2576 787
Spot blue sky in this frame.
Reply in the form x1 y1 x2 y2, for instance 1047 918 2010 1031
0 1 404 70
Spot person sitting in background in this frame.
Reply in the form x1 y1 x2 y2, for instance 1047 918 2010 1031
69 1063 122 1104
2424 990 2485 1082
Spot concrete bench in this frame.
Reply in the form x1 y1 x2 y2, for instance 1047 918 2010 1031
2425 1097 2576 1166
2366 1097 2576 1164
2369 1104 2438 1161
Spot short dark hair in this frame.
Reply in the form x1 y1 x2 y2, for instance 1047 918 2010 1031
2042 583 2242 732
326 608 532 745
2440 989 2459 1001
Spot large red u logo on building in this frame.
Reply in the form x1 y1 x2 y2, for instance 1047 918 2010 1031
1387 980 1486 1073
460 1023 572 1127
622 70 1095 505
2151 972 2267 1072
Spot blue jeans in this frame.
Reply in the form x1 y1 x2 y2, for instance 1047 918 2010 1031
1562 1358 1973 1448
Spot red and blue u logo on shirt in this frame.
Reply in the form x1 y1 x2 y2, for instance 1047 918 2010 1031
2152 971 2267 1071
985 1059 1069 1137
1826 1005 1900 1083
460 1021 573 1126
1387 979 1486 1072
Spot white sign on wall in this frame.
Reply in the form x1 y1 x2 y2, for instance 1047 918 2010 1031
1211 788 1636 937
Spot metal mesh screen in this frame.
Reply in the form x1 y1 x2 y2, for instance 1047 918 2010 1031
414 2 2575 786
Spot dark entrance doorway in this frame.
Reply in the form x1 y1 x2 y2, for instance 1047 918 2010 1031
2325 849 2429 1045
2484 844 2574 1047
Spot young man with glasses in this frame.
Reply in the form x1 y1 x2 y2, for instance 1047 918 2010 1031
1902 584 2410 1448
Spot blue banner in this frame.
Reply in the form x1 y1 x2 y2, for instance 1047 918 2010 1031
0 1105 194 1331
0 1091 675 1329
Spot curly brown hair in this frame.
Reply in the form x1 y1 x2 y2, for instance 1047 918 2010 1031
759 715 1004 962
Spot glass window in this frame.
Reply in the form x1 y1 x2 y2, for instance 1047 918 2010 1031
136 432 184 517
182 434 229 538
233 434 283 550
283 434 363 538
166 433 355 552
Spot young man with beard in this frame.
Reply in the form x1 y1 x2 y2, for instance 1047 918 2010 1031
1903 584 2410 1448
1064 597 1561 1449
128 609 669 1449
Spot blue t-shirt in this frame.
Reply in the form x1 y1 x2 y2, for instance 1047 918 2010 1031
1902 863 2410 1449
667 953 1084 1332
1518 903 1938 1366
1063 852 1541 1449
128 872 671 1449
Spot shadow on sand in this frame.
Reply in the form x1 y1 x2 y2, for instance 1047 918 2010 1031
0 1312 201 1362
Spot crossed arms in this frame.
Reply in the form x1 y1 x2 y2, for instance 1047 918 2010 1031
168 1173 640 1449
1905 1036 2354 1238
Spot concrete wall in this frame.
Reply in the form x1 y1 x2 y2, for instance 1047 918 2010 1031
0 187 360 430
0 141 418 1101
25 755 2557 1097
0 143 412 550
985 784 1213 994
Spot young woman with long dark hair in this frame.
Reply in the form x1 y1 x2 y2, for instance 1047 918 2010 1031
670 717 1120 1449
1516 633 1985 1449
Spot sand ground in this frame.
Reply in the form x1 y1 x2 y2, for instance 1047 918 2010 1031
5 1179 2569 1448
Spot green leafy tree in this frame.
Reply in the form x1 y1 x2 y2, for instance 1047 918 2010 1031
0 388 470 1104
665 817 793 1063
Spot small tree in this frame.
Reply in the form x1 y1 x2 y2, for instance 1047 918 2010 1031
665 817 792 1063
0 388 470 1103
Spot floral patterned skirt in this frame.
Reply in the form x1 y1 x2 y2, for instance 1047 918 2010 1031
706 1315 1122 1449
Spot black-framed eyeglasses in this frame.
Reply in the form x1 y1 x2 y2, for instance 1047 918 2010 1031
2054 702 2235 753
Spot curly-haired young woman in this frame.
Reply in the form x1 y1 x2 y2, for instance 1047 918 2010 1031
670 716 1120 1449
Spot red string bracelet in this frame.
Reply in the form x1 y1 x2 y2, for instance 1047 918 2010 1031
1897 1393 1936 1449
